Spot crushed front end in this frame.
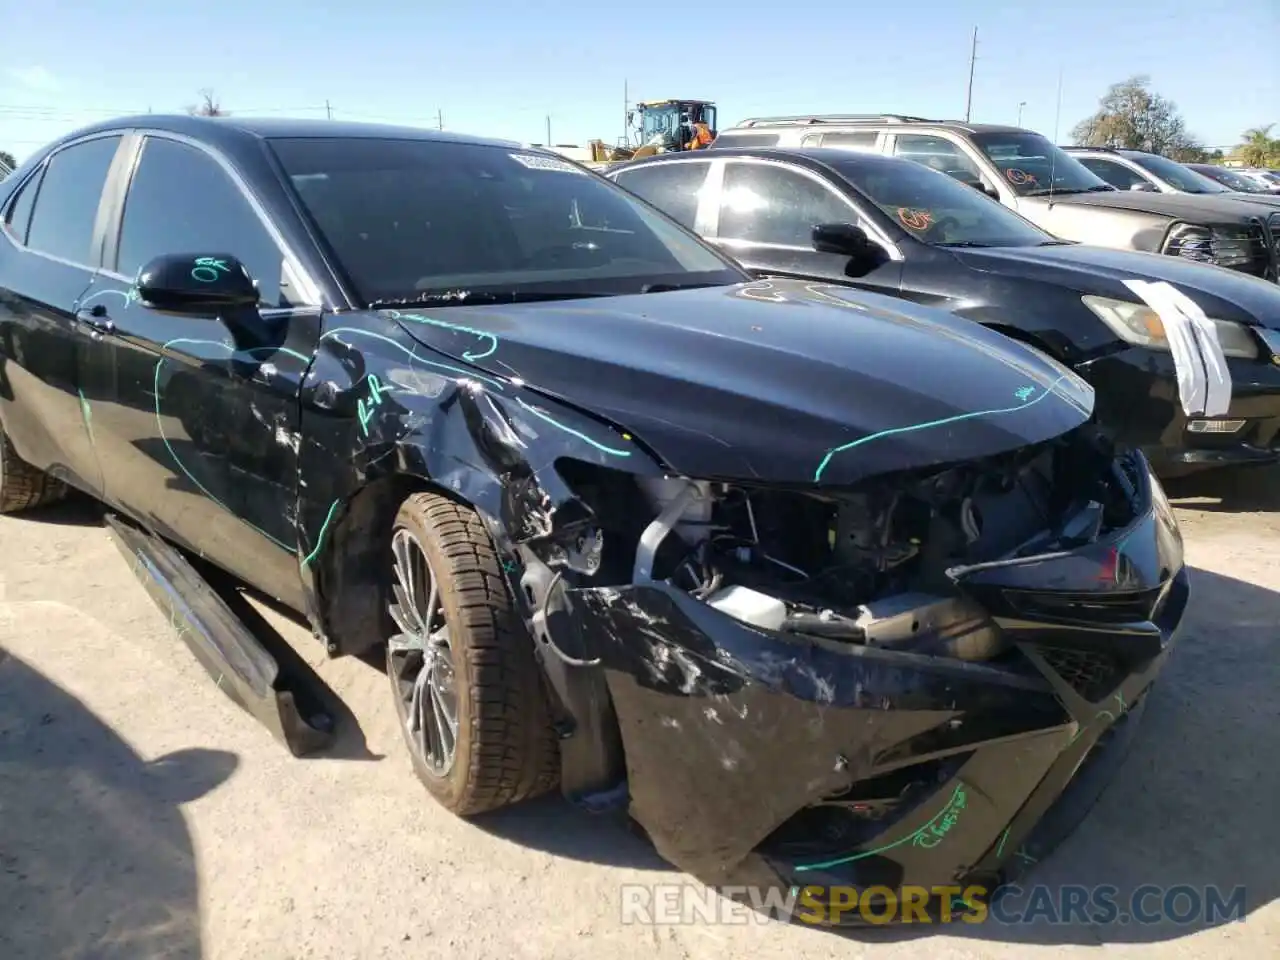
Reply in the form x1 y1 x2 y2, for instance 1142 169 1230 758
517 422 1186 921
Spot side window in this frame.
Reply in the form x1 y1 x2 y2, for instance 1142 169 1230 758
718 162 855 247
612 162 711 229
25 136 121 263
3 167 45 245
1078 157 1149 189
116 137 295 307
892 134 982 184
809 131 880 151
708 133 779 149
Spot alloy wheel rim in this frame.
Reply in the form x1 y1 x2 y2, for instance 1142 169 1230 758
387 528 459 777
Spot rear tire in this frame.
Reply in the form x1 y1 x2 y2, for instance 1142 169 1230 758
385 491 559 815
0 423 67 514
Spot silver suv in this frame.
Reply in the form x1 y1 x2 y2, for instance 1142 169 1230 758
710 115 1280 282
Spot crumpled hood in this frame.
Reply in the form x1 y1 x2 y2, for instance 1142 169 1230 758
386 279 1094 486
954 243 1280 327
1046 189 1279 223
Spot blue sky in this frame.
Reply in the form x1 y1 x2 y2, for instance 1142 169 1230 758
2 0 1276 164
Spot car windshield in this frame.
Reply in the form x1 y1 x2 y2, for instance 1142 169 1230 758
831 157 1055 247
1130 154 1229 194
269 137 746 306
1192 166 1264 192
969 132 1115 197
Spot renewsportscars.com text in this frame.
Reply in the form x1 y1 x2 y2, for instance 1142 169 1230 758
619 882 1248 926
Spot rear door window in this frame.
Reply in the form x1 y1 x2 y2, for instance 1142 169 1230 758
611 161 711 229
708 133 780 149
804 131 880 151
24 136 121 264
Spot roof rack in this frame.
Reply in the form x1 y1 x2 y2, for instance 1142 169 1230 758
736 114 936 128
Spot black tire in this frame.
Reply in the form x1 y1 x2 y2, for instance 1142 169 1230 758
0 423 67 514
385 491 559 816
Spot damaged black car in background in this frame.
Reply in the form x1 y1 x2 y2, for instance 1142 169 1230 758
0 117 1188 922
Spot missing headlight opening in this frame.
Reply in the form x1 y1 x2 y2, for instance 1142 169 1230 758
549 423 1139 660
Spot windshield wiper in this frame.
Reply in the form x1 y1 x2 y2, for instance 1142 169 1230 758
638 281 725 293
935 240 997 248
370 290 612 309
1025 186 1096 197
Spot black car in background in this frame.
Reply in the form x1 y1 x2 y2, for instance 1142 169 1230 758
608 146 1280 475
1187 163 1280 195
709 117 1280 284
1065 147 1280 213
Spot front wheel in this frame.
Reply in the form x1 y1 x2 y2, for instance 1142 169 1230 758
385 491 559 815
0 422 67 514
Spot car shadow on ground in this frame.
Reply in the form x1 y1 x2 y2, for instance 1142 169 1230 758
816 564 1279 946
1163 465 1280 512
472 793 672 871
0 649 238 960
20 489 105 526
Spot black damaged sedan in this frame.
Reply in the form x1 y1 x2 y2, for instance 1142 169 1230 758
609 147 1280 476
0 117 1187 922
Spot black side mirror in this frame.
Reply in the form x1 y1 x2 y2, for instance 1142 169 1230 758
135 254 259 316
812 222 875 256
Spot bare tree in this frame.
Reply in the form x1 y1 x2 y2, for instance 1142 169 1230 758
0 150 15 171
1070 75 1201 157
187 89 229 117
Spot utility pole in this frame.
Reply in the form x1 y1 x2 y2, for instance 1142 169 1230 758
963 26 978 122
325 99 332 120
623 78 629 148
1052 67 1064 142
1017 100 1026 126
546 115 552 145
437 109 443 131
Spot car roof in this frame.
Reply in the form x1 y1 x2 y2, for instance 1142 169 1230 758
611 145 923 178
32 114 521 159
727 118 1032 136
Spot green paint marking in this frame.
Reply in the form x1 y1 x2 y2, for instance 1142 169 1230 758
77 389 94 445
191 257 231 283
1015 846 1037 865
319 327 506 390
1067 708 1116 746
794 783 969 872
1014 385 1034 402
514 396 632 457
388 309 499 361
995 826 1011 859
300 499 342 570
814 372 1076 483
356 374 387 436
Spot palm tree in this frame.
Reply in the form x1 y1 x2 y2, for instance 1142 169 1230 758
1237 125 1277 167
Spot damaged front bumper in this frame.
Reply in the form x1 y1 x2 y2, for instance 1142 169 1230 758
547 451 1187 917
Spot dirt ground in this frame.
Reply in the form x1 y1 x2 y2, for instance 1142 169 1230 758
1 468 1277 960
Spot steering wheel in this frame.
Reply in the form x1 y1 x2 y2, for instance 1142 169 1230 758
923 216 960 243
520 242 605 269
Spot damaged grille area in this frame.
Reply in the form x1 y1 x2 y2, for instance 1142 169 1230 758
1034 645 1126 702
554 422 1140 659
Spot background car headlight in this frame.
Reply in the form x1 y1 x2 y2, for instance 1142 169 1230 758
1081 295 1260 359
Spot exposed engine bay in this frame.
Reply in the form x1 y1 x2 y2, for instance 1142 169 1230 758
555 424 1140 660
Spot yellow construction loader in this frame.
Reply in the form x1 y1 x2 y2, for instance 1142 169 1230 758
584 99 718 170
